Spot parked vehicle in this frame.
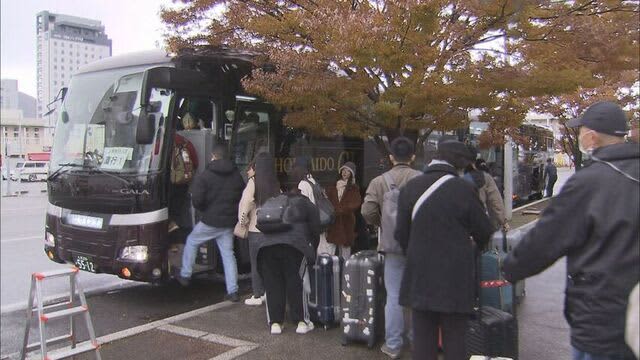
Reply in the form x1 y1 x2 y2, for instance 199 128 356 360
10 161 49 182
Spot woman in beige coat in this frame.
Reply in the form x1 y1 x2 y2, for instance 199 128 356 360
464 159 509 232
238 160 265 306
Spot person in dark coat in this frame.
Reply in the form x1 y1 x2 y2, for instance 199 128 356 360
395 140 493 360
326 161 362 260
503 101 640 360
178 144 244 302
543 157 558 197
253 153 321 335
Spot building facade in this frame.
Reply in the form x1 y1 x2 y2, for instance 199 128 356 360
1 79 19 110
36 11 112 137
1 109 50 156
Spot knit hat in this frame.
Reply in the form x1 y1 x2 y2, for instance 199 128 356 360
339 161 356 183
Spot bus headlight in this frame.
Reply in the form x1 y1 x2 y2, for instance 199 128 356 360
119 246 149 262
45 232 55 247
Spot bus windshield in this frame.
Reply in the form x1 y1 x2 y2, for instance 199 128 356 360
51 67 170 174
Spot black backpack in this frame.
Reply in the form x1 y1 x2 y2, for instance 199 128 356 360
304 179 335 231
256 194 292 233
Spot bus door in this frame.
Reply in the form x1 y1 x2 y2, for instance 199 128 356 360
230 98 279 177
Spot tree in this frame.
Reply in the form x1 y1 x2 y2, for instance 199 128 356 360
162 0 639 148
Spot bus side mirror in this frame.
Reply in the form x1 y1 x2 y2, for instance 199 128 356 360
136 113 156 144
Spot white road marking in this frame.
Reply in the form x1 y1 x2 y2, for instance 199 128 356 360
0 235 41 244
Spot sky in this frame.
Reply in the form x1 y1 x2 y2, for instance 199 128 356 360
1 0 174 98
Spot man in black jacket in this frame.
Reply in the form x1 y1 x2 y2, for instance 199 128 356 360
395 140 493 360
503 101 640 360
178 144 245 302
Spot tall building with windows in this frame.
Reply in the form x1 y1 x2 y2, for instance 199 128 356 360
36 11 112 137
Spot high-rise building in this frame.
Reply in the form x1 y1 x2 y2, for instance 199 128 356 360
1 79 19 110
36 11 112 136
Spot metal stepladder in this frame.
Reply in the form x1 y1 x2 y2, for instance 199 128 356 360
20 267 101 360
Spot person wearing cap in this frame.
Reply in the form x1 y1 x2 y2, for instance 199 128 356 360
395 140 493 360
325 161 362 260
361 136 422 359
503 101 640 360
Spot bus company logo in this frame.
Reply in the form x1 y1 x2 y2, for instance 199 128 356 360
116 189 150 196
275 151 354 173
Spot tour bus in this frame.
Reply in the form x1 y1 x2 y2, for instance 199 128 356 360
44 48 378 283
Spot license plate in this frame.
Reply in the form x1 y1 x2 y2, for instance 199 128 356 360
74 255 96 273
66 214 103 229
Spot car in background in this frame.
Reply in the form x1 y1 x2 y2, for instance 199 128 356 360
10 161 49 182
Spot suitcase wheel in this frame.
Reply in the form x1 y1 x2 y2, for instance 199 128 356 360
367 339 375 349
341 337 349 346
323 324 329 331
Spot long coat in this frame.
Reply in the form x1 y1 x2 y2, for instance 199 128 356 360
395 164 493 314
326 183 362 247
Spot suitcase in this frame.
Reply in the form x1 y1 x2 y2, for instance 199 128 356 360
466 306 518 360
308 253 342 329
480 249 515 314
489 228 531 300
340 250 385 348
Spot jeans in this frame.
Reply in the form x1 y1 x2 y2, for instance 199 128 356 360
316 236 351 261
572 347 635 360
181 221 238 294
384 253 409 350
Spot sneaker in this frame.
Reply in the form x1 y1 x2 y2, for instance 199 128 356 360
168 221 179 233
176 275 190 287
295 321 314 334
381 344 402 359
225 292 240 302
270 323 282 335
244 295 264 306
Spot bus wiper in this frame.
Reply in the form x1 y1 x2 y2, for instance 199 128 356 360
47 163 85 181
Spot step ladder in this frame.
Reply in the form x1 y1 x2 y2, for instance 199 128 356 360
20 267 101 360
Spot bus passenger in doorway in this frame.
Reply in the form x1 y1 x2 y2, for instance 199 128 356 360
168 114 199 232
177 144 244 303
325 161 362 260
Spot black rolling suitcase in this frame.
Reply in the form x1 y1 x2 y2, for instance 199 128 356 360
308 253 342 329
340 250 385 348
466 306 518 359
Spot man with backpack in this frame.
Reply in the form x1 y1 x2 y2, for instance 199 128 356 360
177 144 245 303
361 137 422 359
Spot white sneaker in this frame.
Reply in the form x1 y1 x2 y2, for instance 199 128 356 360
244 295 264 306
295 321 314 334
270 323 282 335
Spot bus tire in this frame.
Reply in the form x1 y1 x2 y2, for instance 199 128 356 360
28 174 37 182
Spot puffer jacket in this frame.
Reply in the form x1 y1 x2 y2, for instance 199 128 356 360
257 193 321 263
503 142 640 357
190 159 245 228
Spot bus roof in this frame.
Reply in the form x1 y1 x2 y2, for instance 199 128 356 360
76 49 172 75
76 47 258 75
